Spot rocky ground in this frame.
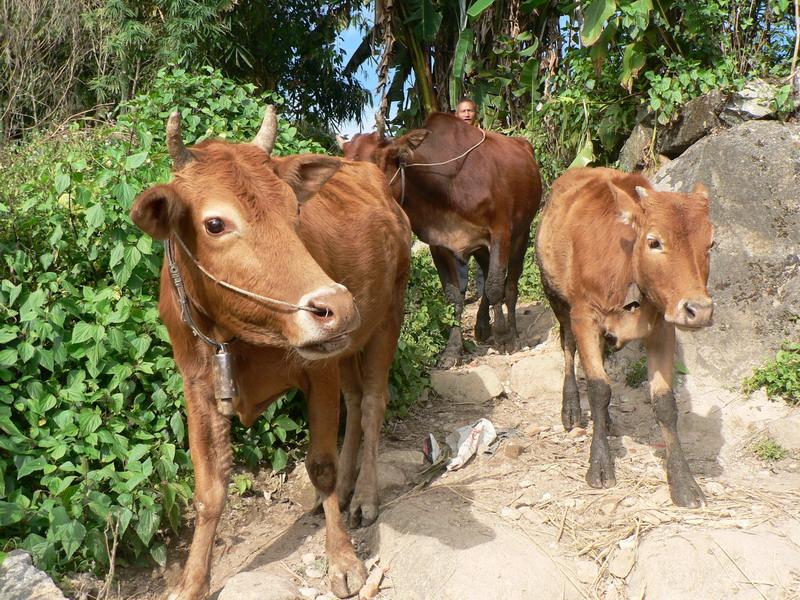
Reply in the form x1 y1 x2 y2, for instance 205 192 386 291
98 299 800 600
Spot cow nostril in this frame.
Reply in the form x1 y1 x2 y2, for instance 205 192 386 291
684 303 696 320
306 300 334 320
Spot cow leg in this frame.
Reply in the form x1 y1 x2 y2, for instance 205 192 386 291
473 248 491 343
348 309 401 528
502 229 530 353
168 379 231 600
645 319 705 508
307 367 367 598
485 234 513 352
572 311 616 489
544 285 582 431
336 355 363 510
430 245 464 368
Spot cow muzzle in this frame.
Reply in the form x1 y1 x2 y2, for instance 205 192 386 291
293 284 360 359
673 297 714 329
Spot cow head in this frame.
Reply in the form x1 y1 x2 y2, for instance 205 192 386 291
131 107 360 359
609 181 715 329
341 130 430 175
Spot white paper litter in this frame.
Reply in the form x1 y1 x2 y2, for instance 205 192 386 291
444 418 497 471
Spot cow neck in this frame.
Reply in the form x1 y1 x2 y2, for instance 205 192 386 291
388 128 487 206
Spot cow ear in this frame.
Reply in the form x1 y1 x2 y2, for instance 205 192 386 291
272 155 343 203
608 181 644 229
395 129 430 163
130 184 182 240
335 134 348 150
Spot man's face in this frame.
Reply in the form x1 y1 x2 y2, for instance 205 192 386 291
456 101 476 124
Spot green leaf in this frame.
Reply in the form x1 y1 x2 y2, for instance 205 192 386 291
449 29 475 108
170 412 185 444
0 349 17 367
55 173 71 194
467 0 495 18
150 541 167 567
71 322 95 344
135 509 160 546
0 501 24 526
58 520 86 559
568 138 595 169
271 448 288 472
415 0 443 41
86 204 106 230
581 0 617 46
124 152 149 171
621 41 647 91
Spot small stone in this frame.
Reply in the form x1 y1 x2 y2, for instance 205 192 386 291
705 481 725 496
736 519 750 529
621 496 636 508
618 533 637 550
502 440 525 459
563 498 577 508
218 572 299 600
358 566 385 599
301 553 316 565
600 500 618 516
575 560 599 583
299 587 319 599
487 348 498 355
608 548 636 579
568 427 587 438
305 567 325 579
650 487 671 506
519 480 534 489
524 424 543 437
501 507 521 520
540 492 552 503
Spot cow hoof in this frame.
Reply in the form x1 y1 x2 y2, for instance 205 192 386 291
166 581 207 600
329 553 368 598
586 459 616 489
669 479 706 508
347 497 379 528
474 320 491 343
561 401 582 431
438 351 461 369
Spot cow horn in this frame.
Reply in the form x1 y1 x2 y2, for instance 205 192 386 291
166 111 194 171
335 134 347 150
253 105 278 155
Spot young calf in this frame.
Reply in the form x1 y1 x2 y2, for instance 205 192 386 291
130 107 411 599
536 167 714 507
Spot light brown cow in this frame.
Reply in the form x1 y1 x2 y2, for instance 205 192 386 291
536 167 714 507
130 107 411 599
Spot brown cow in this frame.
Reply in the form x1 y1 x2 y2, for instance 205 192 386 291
536 167 714 507
130 107 411 599
341 113 542 366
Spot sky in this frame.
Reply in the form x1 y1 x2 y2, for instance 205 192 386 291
335 19 380 138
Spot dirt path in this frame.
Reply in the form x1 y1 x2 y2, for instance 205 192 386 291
113 302 800 600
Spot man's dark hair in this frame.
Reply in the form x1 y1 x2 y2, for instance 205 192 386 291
457 97 477 107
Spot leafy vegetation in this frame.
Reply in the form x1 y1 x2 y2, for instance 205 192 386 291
625 357 649 388
0 66 450 579
744 342 800 404
752 438 789 461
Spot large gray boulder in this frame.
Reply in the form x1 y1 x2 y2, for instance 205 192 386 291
0 551 67 600
653 120 800 384
656 90 727 158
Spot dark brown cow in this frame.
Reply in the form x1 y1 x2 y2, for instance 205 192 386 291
536 167 714 507
341 113 542 366
130 107 411 599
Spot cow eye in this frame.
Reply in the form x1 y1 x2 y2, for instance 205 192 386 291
204 217 226 235
647 237 662 250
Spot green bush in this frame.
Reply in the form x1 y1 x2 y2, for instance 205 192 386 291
0 67 327 576
744 342 800 405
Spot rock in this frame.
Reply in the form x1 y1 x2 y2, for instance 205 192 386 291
608 548 636 579
501 506 521 520
568 427 587 438
358 566 385 599
657 90 726 158
299 587 319 599
618 123 654 172
411 239 429 255
524 424 543 437
301 553 317 565
510 353 564 401
720 78 797 125
430 365 504 403
367 494 586 599
654 121 800 385
704 481 725 496
502 440 525 459
766 414 800 450
0 551 67 600
628 522 800 600
305 566 325 579
376 463 408 492
218 572 300 600
575 560 599 584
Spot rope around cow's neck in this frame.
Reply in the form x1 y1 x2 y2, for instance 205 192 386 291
169 234 324 314
388 127 487 187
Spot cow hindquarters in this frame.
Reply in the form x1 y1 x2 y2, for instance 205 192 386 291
571 310 616 489
169 377 232 600
645 320 705 508
307 365 367 598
